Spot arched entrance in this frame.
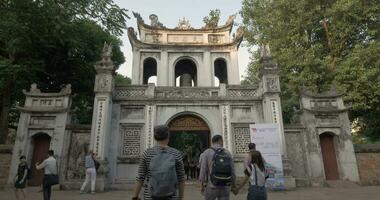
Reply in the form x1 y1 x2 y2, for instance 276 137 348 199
168 114 210 180
174 58 197 87
320 132 339 180
29 133 51 186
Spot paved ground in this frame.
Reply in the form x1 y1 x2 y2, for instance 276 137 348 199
2 184 380 200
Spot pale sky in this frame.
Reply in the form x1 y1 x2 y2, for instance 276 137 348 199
114 0 251 81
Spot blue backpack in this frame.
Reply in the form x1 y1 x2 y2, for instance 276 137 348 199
149 148 178 198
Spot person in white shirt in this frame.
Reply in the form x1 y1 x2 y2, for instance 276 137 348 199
80 150 97 194
36 150 57 200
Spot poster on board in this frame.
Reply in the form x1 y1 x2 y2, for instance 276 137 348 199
249 123 285 190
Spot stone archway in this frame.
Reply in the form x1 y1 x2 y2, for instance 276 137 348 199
29 133 51 186
168 114 210 180
320 132 339 180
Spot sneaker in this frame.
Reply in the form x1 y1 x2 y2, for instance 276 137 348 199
80 191 86 194
90 191 96 194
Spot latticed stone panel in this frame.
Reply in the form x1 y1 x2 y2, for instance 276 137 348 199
115 88 145 99
233 126 251 155
227 89 258 98
120 125 142 157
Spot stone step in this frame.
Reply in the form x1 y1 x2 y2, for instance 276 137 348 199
326 180 359 188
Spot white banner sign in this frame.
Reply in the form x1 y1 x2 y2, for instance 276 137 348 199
250 123 284 189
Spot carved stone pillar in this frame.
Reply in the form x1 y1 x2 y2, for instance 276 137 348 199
90 43 115 191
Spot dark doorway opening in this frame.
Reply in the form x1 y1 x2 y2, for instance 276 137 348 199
320 132 339 180
29 133 51 186
168 114 210 180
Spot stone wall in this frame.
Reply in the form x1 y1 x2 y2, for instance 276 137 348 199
355 144 380 185
0 145 13 189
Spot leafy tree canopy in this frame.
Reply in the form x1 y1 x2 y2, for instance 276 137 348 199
0 0 129 143
241 0 380 141
203 9 221 28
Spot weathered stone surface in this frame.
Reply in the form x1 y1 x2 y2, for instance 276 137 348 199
0 145 12 189
355 144 380 185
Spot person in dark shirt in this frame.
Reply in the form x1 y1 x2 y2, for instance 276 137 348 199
132 125 185 200
14 155 28 200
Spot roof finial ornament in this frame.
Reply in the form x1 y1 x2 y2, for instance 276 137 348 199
149 14 164 28
101 42 113 59
225 14 237 25
176 17 192 30
132 11 144 23
260 43 272 58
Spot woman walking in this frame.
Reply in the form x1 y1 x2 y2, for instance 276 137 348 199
14 155 28 200
233 150 267 200
80 150 97 194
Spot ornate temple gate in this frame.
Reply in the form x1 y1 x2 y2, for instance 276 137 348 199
168 114 210 152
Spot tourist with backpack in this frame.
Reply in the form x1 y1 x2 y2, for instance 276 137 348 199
232 150 267 200
14 155 28 200
199 135 235 200
132 125 185 200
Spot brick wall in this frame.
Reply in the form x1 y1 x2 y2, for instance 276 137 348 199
355 144 380 185
0 145 13 189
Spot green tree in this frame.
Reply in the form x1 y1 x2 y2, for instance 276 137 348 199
0 0 129 143
115 73 132 85
203 9 221 28
241 0 380 140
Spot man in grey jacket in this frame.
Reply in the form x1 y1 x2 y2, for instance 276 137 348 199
199 135 235 200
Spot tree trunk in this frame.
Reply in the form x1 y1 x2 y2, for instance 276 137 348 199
0 80 12 144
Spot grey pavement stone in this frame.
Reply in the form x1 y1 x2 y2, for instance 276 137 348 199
2 184 380 200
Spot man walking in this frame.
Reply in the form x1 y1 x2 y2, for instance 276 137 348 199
80 150 97 194
132 125 185 200
36 150 58 200
199 135 235 200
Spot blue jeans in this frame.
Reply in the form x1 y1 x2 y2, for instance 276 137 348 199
247 185 267 200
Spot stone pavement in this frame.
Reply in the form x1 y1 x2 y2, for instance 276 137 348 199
1 184 380 200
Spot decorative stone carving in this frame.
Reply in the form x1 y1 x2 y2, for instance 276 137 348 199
149 14 164 28
227 89 258 98
30 83 41 93
66 132 90 180
95 42 114 72
176 17 192 30
233 26 244 41
147 105 153 148
115 88 146 99
94 100 106 156
167 34 203 44
208 34 225 44
266 77 279 91
119 125 142 157
233 126 250 155
271 100 279 123
133 11 144 23
168 115 209 131
60 84 71 94
222 105 230 150
225 14 236 25
156 89 211 98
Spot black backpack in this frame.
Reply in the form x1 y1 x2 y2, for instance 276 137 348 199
210 148 232 186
